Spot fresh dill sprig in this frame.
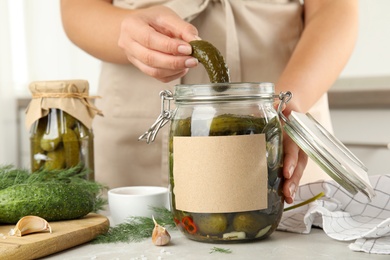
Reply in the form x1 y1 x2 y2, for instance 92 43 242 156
0 164 92 187
0 165 30 190
148 206 176 227
210 247 232 254
92 216 155 244
25 164 90 183
91 207 175 244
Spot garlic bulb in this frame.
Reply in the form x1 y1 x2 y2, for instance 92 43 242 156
9 216 52 237
151 216 171 246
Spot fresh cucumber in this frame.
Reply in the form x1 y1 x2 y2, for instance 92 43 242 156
0 182 96 224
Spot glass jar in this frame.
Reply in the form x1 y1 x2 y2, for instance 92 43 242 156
26 80 103 180
141 82 285 243
141 81 377 243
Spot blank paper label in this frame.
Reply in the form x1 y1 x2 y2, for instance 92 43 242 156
173 134 268 213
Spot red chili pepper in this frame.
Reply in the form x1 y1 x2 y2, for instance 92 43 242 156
181 216 197 234
173 217 180 225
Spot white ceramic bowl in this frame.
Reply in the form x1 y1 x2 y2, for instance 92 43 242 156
108 186 169 226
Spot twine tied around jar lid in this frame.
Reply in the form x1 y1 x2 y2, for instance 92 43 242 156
25 80 103 130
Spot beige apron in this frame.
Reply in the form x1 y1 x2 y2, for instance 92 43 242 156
94 0 331 189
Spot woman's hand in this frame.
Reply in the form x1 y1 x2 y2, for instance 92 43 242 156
277 103 308 204
61 1 200 83
118 6 200 82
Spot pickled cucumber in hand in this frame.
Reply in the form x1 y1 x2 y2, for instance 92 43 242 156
194 213 228 235
190 40 230 91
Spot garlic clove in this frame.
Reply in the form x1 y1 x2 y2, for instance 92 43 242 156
255 225 272 238
222 231 246 240
151 215 171 246
9 216 52 237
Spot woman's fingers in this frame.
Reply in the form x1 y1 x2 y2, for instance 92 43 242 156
117 6 200 82
274 102 308 204
125 40 198 69
120 16 195 56
124 40 196 82
282 133 308 204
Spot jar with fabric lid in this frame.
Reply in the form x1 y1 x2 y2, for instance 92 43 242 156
25 80 103 180
140 82 286 243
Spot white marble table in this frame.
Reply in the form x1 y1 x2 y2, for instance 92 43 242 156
44 227 388 260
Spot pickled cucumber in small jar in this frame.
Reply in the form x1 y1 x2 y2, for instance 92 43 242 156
30 109 95 177
26 80 102 180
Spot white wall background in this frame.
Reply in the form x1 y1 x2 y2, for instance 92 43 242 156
0 0 100 166
339 0 390 79
329 1 390 176
8 0 101 95
1 0 390 171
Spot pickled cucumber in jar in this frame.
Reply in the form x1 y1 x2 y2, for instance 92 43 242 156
194 213 228 235
62 127 80 168
169 113 284 242
40 109 62 152
30 116 47 172
44 145 66 170
30 109 95 179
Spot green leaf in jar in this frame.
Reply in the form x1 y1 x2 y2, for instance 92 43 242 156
283 192 325 212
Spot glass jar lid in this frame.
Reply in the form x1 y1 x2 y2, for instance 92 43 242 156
281 110 376 200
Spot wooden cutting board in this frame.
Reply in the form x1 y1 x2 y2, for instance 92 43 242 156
0 213 109 260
